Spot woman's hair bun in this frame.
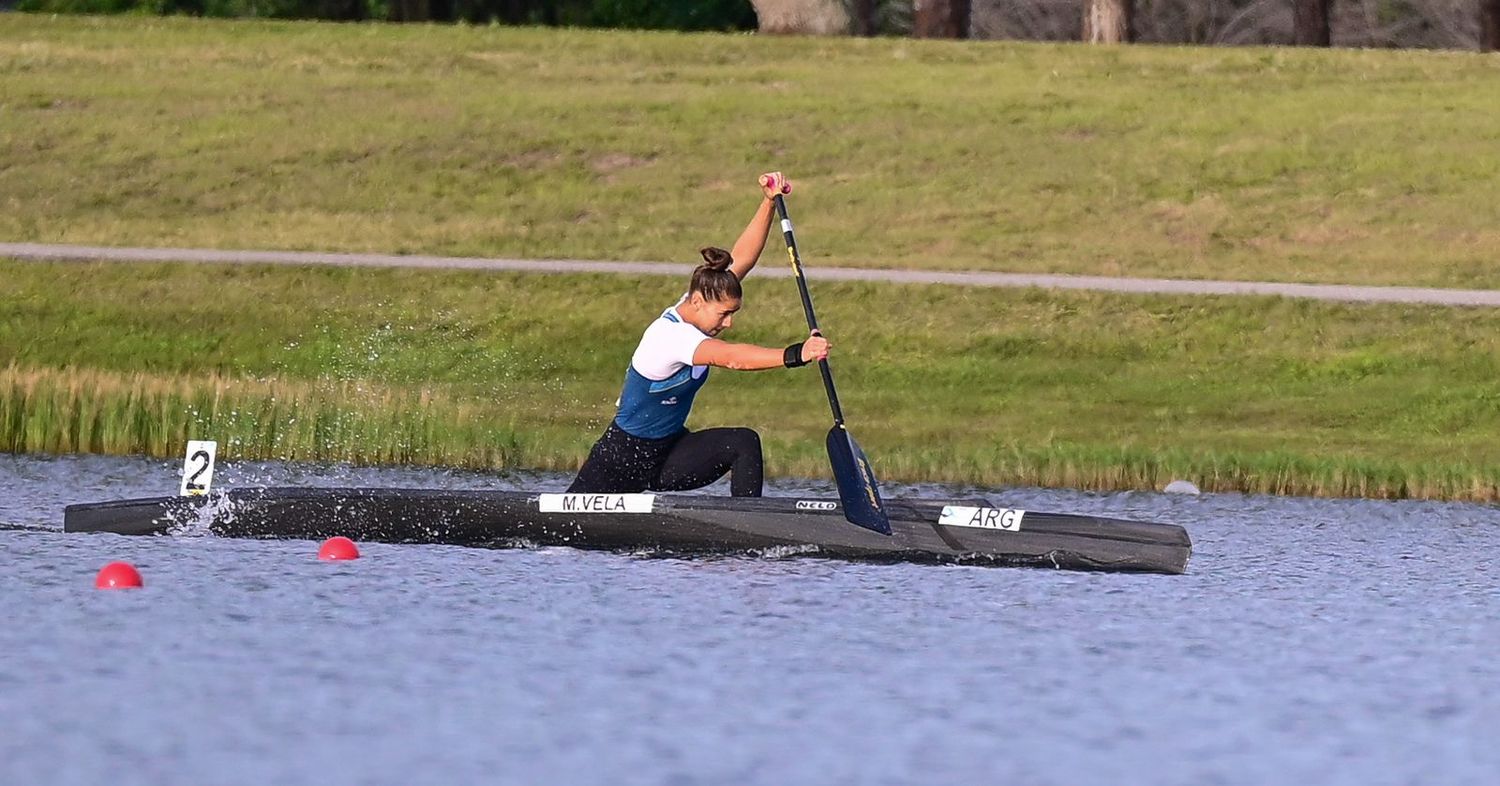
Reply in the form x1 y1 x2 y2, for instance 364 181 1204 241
698 246 734 271
689 246 742 301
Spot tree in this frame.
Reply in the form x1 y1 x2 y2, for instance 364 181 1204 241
851 0 877 35
913 0 969 38
751 0 849 34
387 0 428 20
1293 0 1332 46
1082 0 1132 43
1484 0 1500 52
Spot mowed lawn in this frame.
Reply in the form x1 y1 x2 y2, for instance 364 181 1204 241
3 16 1500 286
6 258 1500 499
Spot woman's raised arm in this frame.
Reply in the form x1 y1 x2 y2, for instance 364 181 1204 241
729 172 791 281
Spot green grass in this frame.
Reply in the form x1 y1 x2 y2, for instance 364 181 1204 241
4 16 1500 286
7 16 1500 499
7 257 1500 499
0 366 545 467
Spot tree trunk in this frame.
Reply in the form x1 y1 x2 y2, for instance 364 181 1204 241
1483 0 1500 52
497 0 554 25
1293 0 1332 46
851 0 878 36
913 0 971 39
1082 0 1132 43
387 0 428 22
751 0 851 35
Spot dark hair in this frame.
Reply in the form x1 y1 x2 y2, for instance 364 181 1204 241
690 247 742 302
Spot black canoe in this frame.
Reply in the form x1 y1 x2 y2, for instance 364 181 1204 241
63 488 1192 574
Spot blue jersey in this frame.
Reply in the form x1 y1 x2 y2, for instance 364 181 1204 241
614 301 712 439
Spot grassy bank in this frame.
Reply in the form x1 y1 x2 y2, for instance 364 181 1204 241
4 16 1500 287
6 258 1500 499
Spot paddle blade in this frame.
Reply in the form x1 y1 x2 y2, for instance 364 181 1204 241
826 425 892 535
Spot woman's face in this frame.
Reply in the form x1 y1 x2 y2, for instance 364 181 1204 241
687 292 742 337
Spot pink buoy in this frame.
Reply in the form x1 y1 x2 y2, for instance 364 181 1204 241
95 561 143 589
318 536 360 561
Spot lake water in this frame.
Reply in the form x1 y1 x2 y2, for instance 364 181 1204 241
2 453 1497 785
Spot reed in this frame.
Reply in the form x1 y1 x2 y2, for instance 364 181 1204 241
0 364 586 470
8 364 1500 500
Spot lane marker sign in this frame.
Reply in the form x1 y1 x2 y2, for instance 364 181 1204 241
180 440 217 496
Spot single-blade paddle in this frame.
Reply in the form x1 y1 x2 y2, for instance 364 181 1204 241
771 193 891 536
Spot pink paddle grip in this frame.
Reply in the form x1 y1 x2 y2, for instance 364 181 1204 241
761 173 792 195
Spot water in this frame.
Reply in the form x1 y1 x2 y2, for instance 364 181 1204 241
2 454 1497 785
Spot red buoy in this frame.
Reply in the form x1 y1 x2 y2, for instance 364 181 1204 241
318 536 360 561
95 561 143 589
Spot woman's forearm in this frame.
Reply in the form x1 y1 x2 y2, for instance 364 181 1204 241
693 339 787 371
729 197 775 281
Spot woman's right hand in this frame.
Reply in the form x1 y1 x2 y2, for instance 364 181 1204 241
801 331 829 364
760 172 792 198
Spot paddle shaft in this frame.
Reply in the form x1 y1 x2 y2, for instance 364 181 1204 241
772 194 846 426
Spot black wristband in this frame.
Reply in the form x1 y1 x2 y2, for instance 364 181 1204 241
784 342 807 368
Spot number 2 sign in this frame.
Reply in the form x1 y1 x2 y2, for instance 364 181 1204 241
180 440 218 496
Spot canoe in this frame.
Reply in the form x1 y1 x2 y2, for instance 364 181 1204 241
64 488 1192 573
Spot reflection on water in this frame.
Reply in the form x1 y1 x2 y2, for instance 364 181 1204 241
1 453 1497 785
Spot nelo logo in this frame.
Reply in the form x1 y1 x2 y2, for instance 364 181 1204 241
796 500 838 511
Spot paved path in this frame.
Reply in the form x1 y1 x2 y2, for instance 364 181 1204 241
6 242 1499 307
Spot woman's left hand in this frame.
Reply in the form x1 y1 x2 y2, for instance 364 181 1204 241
760 172 792 199
801 331 829 364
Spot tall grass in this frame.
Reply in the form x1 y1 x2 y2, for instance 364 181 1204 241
0 364 583 470
8 364 1500 500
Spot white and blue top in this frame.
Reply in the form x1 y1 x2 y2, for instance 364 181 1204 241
613 297 711 439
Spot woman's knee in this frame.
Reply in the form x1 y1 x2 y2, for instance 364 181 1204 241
727 427 761 456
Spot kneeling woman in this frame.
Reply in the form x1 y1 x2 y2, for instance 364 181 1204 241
568 173 827 497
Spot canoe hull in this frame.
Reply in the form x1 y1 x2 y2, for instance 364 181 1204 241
64 487 1192 574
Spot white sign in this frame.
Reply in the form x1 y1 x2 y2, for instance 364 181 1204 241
938 506 1025 532
538 494 655 514
796 500 838 512
179 440 218 497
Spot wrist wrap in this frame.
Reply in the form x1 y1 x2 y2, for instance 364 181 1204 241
784 342 807 368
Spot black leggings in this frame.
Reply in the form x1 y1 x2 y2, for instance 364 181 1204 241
567 423 764 497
